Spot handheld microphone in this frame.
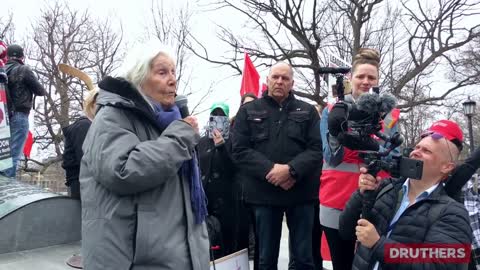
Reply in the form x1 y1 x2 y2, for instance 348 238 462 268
318 67 351 74
175 95 190 118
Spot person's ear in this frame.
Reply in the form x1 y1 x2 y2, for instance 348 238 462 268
440 162 455 175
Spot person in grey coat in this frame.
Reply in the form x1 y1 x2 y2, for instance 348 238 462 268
80 44 210 270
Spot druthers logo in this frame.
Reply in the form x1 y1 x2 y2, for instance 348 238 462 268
384 243 471 264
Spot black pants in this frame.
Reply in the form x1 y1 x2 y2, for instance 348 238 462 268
323 226 356 270
68 181 81 200
312 204 323 270
289 204 323 270
253 204 315 270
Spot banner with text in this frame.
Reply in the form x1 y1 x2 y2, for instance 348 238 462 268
327 53 352 102
0 82 12 171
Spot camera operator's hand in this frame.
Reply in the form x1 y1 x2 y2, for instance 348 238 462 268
358 167 381 194
328 102 349 137
356 219 380 248
338 133 380 151
0 70 7 84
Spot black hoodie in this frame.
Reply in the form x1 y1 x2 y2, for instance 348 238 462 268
62 116 91 186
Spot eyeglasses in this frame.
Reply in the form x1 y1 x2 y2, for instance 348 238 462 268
420 131 463 152
420 131 461 162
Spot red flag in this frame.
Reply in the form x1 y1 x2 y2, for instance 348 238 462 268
258 82 268 97
240 53 260 97
23 131 33 158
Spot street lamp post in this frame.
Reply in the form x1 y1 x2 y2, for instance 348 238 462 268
463 96 477 154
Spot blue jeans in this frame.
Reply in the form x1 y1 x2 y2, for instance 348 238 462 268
253 204 315 270
2 112 29 178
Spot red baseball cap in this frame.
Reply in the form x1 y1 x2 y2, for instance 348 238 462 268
422 119 463 151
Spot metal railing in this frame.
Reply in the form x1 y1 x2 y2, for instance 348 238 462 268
17 171 67 194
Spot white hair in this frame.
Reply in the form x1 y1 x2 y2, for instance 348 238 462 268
115 40 176 91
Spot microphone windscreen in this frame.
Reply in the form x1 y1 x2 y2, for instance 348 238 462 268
175 95 190 118
379 93 397 114
357 93 380 114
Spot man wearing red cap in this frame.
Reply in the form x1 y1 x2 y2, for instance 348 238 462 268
339 119 472 270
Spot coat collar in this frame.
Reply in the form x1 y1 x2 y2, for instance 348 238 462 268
97 76 163 131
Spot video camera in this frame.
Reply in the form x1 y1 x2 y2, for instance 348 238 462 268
319 66 424 220
358 132 423 179
358 131 423 221
319 67 396 138
319 66 423 178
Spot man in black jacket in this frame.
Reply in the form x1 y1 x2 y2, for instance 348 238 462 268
232 62 322 270
1 44 46 178
339 119 472 270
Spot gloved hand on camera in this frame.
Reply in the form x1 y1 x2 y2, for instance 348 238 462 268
328 102 349 137
338 133 380 151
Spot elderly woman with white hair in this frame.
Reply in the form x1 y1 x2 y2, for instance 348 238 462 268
79 44 210 270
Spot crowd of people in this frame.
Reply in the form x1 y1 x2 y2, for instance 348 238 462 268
1 39 479 270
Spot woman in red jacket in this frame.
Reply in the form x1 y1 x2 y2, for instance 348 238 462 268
319 48 400 270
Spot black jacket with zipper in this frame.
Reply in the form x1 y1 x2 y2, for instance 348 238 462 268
339 177 472 270
5 59 46 114
231 91 322 206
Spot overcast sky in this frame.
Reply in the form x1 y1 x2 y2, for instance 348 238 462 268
1 0 257 122
1 0 478 159
1 0 262 159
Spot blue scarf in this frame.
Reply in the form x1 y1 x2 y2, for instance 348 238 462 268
151 101 208 224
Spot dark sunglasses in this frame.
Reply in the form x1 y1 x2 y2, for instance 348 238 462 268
420 130 463 152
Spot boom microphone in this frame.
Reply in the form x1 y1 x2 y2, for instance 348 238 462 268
318 67 351 74
175 95 190 118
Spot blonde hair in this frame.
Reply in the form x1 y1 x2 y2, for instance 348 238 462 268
352 48 380 74
83 88 99 120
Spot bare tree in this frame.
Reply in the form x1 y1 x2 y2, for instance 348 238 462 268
399 105 434 148
388 0 480 109
189 0 480 110
27 1 123 167
149 0 215 114
0 13 15 44
189 0 333 105
449 36 480 87
400 94 480 160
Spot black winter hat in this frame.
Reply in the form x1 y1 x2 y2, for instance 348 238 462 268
7 44 24 58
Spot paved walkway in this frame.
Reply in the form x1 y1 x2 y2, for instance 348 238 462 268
251 220 332 270
0 221 333 270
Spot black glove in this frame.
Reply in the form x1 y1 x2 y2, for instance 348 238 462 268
466 147 480 169
444 146 480 202
0 70 7 84
328 102 348 137
338 133 380 151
